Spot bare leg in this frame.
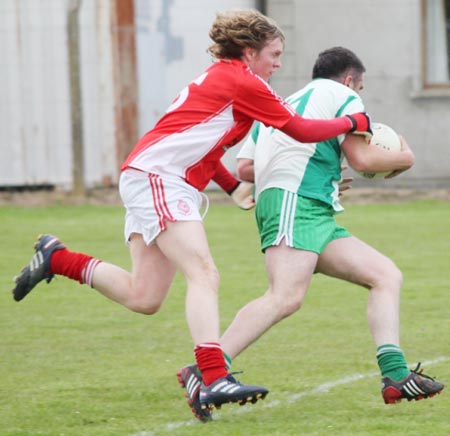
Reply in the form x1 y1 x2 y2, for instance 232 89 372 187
220 242 318 359
156 221 220 344
93 220 220 345
316 236 403 347
92 233 176 314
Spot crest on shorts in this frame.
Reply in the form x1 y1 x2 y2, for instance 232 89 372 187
177 199 191 215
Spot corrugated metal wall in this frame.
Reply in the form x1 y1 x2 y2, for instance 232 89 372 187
0 0 132 190
1 1 73 188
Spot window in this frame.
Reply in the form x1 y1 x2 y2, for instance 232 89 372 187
423 0 450 87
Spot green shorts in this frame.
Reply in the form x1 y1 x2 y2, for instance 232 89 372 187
255 188 351 253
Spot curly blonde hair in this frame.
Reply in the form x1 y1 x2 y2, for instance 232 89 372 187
208 9 284 60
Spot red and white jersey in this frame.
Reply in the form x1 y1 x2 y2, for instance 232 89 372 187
121 59 295 191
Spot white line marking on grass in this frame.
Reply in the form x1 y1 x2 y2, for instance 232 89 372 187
230 356 448 414
127 357 448 435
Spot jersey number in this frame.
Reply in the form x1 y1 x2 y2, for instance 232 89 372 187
166 72 209 113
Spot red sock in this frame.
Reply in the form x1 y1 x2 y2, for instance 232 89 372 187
50 248 102 286
194 342 228 386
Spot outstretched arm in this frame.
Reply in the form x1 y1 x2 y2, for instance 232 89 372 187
280 112 371 143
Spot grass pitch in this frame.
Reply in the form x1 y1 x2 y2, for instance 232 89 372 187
0 198 449 435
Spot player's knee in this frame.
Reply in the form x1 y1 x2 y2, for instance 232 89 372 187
185 262 220 298
392 266 403 289
270 291 304 320
200 262 221 293
377 261 403 290
208 264 220 292
282 296 303 317
126 285 165 314
128 298 163 315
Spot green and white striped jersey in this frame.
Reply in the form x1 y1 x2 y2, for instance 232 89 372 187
238 78 365 212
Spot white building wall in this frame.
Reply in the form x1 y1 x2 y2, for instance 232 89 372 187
0 0 117 189
79 1 117 188
0 0 72 187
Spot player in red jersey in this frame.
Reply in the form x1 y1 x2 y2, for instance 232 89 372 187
12 9 371 420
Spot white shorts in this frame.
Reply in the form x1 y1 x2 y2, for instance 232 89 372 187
119 169 205 245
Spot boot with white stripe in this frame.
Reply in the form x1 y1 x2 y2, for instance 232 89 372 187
12 234 65 301
199 373 268 411
381 363 444 404
177 364 212 422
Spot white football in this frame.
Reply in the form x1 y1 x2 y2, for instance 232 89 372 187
358 122 402 179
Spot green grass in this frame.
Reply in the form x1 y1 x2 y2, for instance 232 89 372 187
1 199 449 436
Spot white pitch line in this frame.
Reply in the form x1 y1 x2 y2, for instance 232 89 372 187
128 356 448 435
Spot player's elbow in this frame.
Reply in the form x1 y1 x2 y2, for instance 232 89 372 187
236 158 255 182
347 155 372 173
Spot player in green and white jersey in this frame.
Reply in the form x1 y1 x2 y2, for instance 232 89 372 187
249 76 363 211
220 47 444 404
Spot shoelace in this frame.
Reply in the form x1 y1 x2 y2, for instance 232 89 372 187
226 371 244 385
411 362 437 381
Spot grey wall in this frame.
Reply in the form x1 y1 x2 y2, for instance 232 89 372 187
268 0 450 188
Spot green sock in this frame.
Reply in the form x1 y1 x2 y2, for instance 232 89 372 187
376 344 409 381
223 351 232 371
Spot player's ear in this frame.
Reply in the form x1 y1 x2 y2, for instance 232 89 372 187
241 47 256 64
343 75 353 88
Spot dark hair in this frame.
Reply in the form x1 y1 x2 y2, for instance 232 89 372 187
312 47 365 80
208 9 284 59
